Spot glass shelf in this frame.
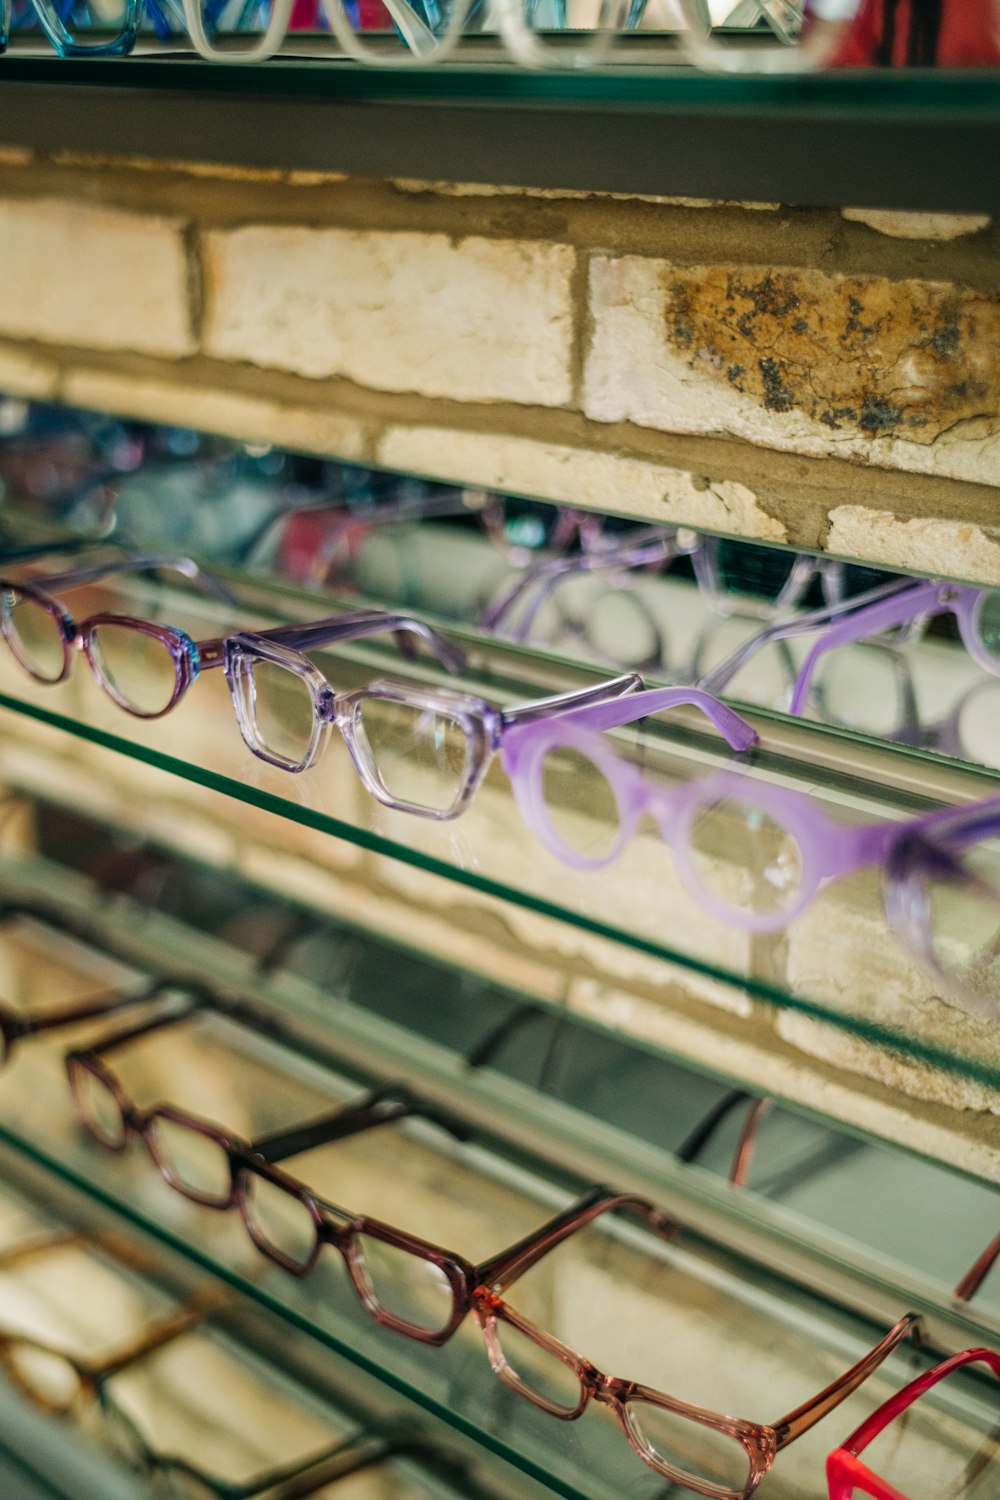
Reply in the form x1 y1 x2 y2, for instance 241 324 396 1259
0 568 996 1098
0 1007 995 1500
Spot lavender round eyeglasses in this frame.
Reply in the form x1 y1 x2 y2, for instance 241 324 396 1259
502 687 1000 1012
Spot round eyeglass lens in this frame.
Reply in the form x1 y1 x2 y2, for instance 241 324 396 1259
586 586 661 669
6 1341 82 1412
817 645 905 737
624 1399 752 1493
490 1315 585 1415
957 683 1000 771
33 0 134 49
88 623 181 716
685 795 805 922
0 588 67 683
538 744 622 865
191 0 278 55
70 1060 127 1148
354 696 470 814
677 0 861 74
353 1232 456 1336
145 1114 232 1207
246 657 317 770
923 840 1000 1011
240 1170 317 1271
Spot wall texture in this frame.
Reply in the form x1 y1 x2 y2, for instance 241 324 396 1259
0 148 998 578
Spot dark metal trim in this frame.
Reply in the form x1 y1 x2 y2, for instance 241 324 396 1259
0 59 999 210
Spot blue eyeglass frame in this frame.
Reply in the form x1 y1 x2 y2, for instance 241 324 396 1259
18 0 184 58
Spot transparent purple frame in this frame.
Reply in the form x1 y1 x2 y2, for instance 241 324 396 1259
502 688 1000 995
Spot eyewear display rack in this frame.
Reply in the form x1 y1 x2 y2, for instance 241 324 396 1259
0 63 996 1500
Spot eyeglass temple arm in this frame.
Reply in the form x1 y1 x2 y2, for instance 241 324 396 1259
68 985 212 1060
32 553 237 608
7 974 179 1041
250 1082 473 1165
92 1284 229 1383
517 683 758 754
481 528 677 634
837 1347 1000 1460
676 1089 772 1189
954 1230 1000 1302
228 1422 420 1500
770 1312 925 1450
197 610 468 676
477 1185 678 1293
697 577 921 698
500 671 644 730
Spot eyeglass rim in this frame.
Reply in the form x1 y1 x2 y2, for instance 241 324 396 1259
0 578 74 684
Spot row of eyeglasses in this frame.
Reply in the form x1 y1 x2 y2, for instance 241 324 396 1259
2 536 1000 1018
0 899 996 1500
3 0 998 70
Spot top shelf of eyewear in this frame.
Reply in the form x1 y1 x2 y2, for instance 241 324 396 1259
4 14 1000 215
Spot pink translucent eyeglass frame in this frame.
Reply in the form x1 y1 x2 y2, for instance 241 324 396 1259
826 1347 1000 1500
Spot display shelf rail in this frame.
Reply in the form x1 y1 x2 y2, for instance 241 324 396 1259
1 55 1000 211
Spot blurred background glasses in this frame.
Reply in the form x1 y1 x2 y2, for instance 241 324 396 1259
19 0 186 56
677 0 862 73
826 1347 1000 1500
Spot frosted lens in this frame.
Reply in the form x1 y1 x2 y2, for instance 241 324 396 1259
249 659 316 768
355 697 470 814
71 1062 127 1148
7 1343 81 1410
698 617 794 711
355 1233 455 1335
539 745 621 864
491 1316 584 1415
241 1171 317 1271
587 589 659 668
146 1115 232 1206
687 796 804 919
1 590 65 682
924 843 1000 1009
818 646 904 736
89 624 180 716
957 685 1000 770
858 1363 1000 1499
627 1400 751 1492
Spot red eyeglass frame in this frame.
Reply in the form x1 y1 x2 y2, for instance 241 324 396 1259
826 1346 1000 1500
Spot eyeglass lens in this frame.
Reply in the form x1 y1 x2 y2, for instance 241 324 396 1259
858 1362 1000 1499
351 697 471 814
87 623 181 716
0 589 66 683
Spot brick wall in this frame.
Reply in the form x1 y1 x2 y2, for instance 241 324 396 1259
0 149 998 578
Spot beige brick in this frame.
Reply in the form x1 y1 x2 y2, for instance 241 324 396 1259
842 208 991 241
202 227 575 405
0 198 194 357
62 369 369 461
584 255 1000 487
377 426 786 542
827 506 1000 587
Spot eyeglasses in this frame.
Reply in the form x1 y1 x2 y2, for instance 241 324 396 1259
180 0 472 66
676 0 861 75
0 558 466 726
501 689 1000 1009
18 0 186 56
0 1230 222 1416
700 577 1000 719
826 1347 1000 1500
475 1277 920 1498
224 633 757 819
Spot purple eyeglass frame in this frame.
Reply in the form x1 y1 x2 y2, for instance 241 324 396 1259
701 576 997 716
502 690 1000 989
224 619 650 818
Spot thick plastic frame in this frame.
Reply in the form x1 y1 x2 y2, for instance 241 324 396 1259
825 1347 1000 1500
